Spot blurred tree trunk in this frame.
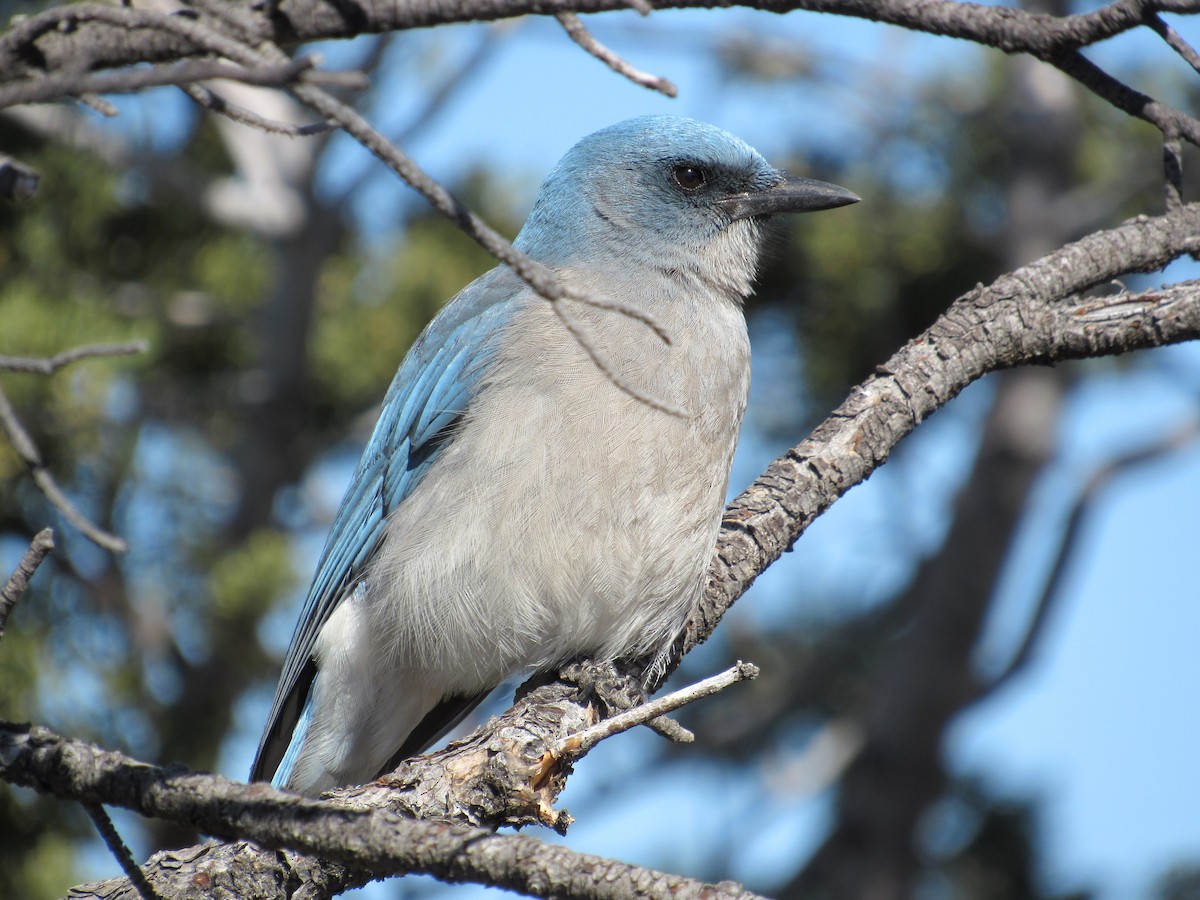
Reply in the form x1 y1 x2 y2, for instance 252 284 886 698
785 0 1083 895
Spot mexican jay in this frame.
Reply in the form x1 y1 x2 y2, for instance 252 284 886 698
251 116 858 796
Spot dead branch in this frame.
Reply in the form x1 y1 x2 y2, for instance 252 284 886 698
0 722 763 900
0 528 53 644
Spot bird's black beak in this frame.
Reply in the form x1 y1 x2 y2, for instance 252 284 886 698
716 175 860 221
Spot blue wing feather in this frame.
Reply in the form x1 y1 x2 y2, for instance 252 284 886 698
252 267 526 783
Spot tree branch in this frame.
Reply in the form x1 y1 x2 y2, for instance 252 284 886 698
0 340 148 374
679 206 1200 680
553 661 758 757
82 802 161 900
0 384 128 553
981 416 1200 697
0 153 39 201
4 0 1197 98
0 722 764 900
0 56 324 109
556 12 677 96
0 527 53 644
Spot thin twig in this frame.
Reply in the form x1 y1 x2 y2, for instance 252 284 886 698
0 57 318 109
0 528 54 645
79 4 676 396
291 80 565 296
551 299 687 417
556 12 677 96
564 286 673 345
982 419 1200 697
1148 12 1200 76
333 28 502 202
0 154 39 201
81 802 160 900
180 84 332 136
1164 129 1184 212
553 661 759 758
77 93 118 116
1050 48 1200 149
0 384 127 553
0 340 148 374
289 81 679 404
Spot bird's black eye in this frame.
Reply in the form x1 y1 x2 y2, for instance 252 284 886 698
672 164 706 192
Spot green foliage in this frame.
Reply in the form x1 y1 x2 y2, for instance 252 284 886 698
210 528 296 621
311 216 502 407
311 168 521 410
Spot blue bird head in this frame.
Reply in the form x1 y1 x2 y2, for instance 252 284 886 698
516 115 858 298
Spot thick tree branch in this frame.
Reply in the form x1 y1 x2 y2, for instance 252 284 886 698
680 206 1200 675
0 722 763 900
5 0 1196 78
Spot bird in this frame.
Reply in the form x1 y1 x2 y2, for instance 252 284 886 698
251 115 859 796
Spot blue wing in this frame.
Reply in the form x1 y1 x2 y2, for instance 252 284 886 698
251 267 524 783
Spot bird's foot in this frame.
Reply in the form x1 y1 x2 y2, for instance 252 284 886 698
558 659 693 743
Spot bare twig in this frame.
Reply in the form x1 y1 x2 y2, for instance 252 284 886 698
0 154 39 201
1 723 765 900
287 80 678 400
17 2 679 410
1049 48 1200 148
0 528 53 645
551 298 686 416
556 12 677 96
675 215 1200 688
77 93 118 116
1148 12 1200 76
983 417 1200 696
564 288 673 344
333 27 505 202
0 340 148 374
553 662 758 758
0 57 319 109
1164 129 1184 212
82 802 160 900
180 83 332 136
289 80 562 295
0 384 127 553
